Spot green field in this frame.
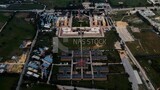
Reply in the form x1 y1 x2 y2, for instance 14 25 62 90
0 13 36 61
110 10 129 21
91 0 106 3
109 0 149 7
72 17 90 27
21 84 56 90
94 74 131 89
109 64 125 73
137 57 160 88
37 0 72 8
0 13 10 28
35 31 55 48
37 0 81 9
0 75 19 90
6 4 44 10
0 13 9 23
126 30 160 56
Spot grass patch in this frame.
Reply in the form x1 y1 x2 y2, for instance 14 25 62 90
126 30 160 55
137 57 160 88
0 13 9 23
103 50 121 63
37 0 81 9
0 74 19 90
72 17 90 27
109 64 125 73
0 13 36 61
94 74 131 89
21 84 56 90
6 4 44 10
72 80 92 88
0 13 10 28
110 10 128 21
34 32 55 48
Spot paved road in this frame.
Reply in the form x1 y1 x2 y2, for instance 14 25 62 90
116 26 134 42
114 14 155 89
0 6 159 13
0 22 7 32
57 85 103 90
112 6 159 11
119 51 142 90
16 30 39 90
47 64 54 84
124 43 155 90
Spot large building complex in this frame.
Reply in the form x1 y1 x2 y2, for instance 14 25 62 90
57 13 108 38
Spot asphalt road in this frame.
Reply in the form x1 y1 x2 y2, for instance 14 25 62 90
16 30 39 90
124 43 155 90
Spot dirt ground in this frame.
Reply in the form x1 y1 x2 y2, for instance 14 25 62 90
116 21 128 27
15 13 29 18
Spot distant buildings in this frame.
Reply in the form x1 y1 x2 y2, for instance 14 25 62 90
138 10 160 33
26 47 53 79
148 0 160 4
39 13 55 32
38 9 115 38
82 2 110 10
57 14 108 38
0 64 7 73
0 4 9 8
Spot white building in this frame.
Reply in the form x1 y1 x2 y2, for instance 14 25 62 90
148 0 160 4
0 4 9 8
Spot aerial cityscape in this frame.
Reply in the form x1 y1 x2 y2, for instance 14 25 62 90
0 0 160 90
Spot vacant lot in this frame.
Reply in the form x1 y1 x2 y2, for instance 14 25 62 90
126 30 160 56
108 0 149 7
0 13 36 61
